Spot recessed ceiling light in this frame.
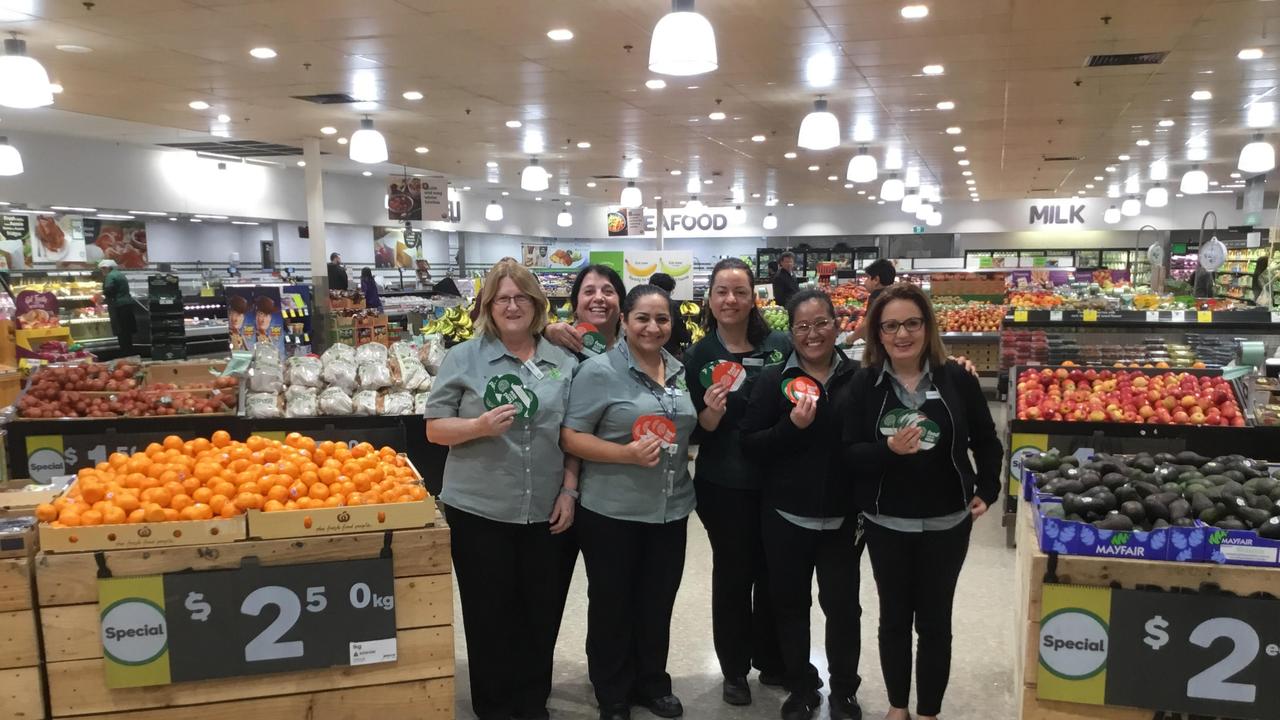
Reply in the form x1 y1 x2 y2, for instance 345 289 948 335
1191 90 1212 100
402 90 424 101
966 179 976 185
547 28 574 41
189 218 202 223
971 197 980 202
506 120 523 128
576 141 591 149
1105 165 1116 172
535 196 543 201
845 182 855 189
653 195 662 200
957 159 970 166
669 169 682 176
486 161 499 168
702 179 713 185
188 100 210 110
586 181 597 187
415 146 429 154
751 134 766 142
1094 175 1104 181
337 137 348 145
353 101 377 111
1210 180 1220 186
216 113 231 123
1136 139 1150 147
1158 119 1175 127
808 165 820 171
686 85 699 90
55 44 92 53
953 145 966 152
784 151 798 159
945 126 961 134
961 170 972 176
361 171 372 176
1239 48 1264 60
645 79 666 89
1118 154 1131 160
320 126 337 135
296 160 306 167
502 190 511 196
249 47 277 59
1230 172 1242 178
827 175 839 181
901 5 929 19
709 111 726 120
751 192 761 198
49 83 63 94
868 195 877 200
936 100 955 110
922 64 945 75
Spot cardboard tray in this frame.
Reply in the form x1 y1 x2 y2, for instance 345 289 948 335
0 476 72 510
1031 492 1170 561
0 515 36 558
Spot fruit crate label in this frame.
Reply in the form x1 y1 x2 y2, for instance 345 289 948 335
1013 310 1028 323
99 556 397 688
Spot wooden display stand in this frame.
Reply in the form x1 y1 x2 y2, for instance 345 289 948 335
34 519 454 719
0 547 45 719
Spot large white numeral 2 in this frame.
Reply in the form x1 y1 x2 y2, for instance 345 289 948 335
241 586 304 662
1186 617 1258 704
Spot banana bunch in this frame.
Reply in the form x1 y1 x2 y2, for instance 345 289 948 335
687 320 705 343
424 303 475 343
679 301 701 319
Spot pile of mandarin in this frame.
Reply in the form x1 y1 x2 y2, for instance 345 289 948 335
35 431 426 528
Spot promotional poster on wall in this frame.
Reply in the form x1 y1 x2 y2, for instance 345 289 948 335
0 214 32 270
84 218 148 268
374 226 419 269
31 214 89 265
226 285 285 356
387 176 423 222
622 250 694 300
522 241 588 269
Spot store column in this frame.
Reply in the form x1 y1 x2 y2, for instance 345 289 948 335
303 137 333 351
655 197 665 251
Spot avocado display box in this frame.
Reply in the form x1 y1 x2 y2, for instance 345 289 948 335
1169 523 1280 567
1031 493 1170 561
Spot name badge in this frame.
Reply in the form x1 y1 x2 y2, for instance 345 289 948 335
742 357 764 367
523 359 545 380
925 390 941 400
666 386 683 397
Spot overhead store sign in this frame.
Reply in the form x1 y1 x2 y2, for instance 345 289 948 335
604 208 741 237
1029 204 1086 225
644 210 731 233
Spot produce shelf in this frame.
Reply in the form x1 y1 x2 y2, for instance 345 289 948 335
1004 308 1280 329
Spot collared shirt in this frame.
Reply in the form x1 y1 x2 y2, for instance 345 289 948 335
564 341 697 524
777 349 848 530
879 358 934 410
425 334 576 525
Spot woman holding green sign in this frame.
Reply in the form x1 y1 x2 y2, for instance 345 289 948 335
841 282 1003 720
424 259 579 720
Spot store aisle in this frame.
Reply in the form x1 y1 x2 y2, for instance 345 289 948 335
452 402 1016 719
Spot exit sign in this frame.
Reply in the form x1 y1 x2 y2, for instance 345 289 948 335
912 225 925 234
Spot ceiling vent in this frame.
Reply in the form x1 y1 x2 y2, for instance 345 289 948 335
292 92 360 104
158 140 307 158
1042 155 1081 162
1028 188 1056 194
591 174 623 180
1084 51 1168 67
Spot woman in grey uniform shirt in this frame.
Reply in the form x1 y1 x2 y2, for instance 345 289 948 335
561 285 697 720
425 259 578 720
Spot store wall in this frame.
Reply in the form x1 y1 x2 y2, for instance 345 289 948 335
955 231 1160 252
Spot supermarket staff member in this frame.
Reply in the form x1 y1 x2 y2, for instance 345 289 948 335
424 259 578 720
860 258 897 308
561 284 696 720
682 257 790 706
772 251 800 307
740 289 864 720
841 282 1002 720
98 259 135 355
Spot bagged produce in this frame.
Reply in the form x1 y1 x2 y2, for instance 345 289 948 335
383 390 414 415
253 343 283 368
318 387 354 415
414 391 431 415
285 387 318 418
322 357 357 392
353 390 379 416
248 365 284 393
355 342 388 366
422 334 447 374
286 355 324 388
321 343 355 369
358 361 393 390
390 340 419 362
245 392 283 419
392 355 430 391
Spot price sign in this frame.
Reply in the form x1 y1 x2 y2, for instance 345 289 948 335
1171 310 1187 323
1082 309 1098 322
1145 311 1160 322
1038 583 1280 720
1049 310 1064 323
1271 312 1280 324
99 557 397 688
1197 310 1213 323
1013 310 1029 323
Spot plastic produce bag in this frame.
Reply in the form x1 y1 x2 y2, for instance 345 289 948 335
358 361 392 391
286 356 324 388
390 340 419 363
285 387 318 418
321 343 355 369
414 391 431 416
252 343 283 368
393 355 430 391
248 365 284 393
318 387 354 415
383 391 414 416
245 392 283 419
355 342 388 366
322 358 357 392
284 384 316 402
353 390 379 416
421 334 447 375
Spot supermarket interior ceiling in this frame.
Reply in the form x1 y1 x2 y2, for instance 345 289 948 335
1 0 1278 205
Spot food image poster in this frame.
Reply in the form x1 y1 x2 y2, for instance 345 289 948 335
0 213 32 270
31 213 88 265
374 226 418 269
524 242 587 269
622 250 694 300
387 175 423 222
85 218 148 268
226 286 285 356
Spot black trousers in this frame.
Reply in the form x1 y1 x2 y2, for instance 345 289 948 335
863 515 973 717
553 522 580 640
108 304 135 354
577 506 688 707
762 508 863 697
446 505 562 720
694 479 783 679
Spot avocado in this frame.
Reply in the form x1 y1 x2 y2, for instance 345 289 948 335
1153 518 1171 529
1199 505 1224 524
1248 494 1274 513
1189 492 1214 516
1269 486 1280 503
1168 498 1192 522
1058 455 1080 467
1201 475 1230 487
1223 470 1247 484
1236 506 1270 528
1184 483 1208 495
1227 461 1265 480
1257 516 1280 540
1131 456 1156 473
1101 472 1128 490
1215 517 1248 531
1176 451 1210 467
1096 513 1134 531
1096 460 1126 476
1132 481 1161 499
1222 481 1246 502
1203 486 1224 502
1079 471 1103 491
1119 500 1147 524
1161 482 1183 495
1172 518 1196 527
1245 477 1279 495
1153 452 1176 465
1115 485 1140 504
1200 461 1225 476
1142 496 1172 523
1122 466 1143 479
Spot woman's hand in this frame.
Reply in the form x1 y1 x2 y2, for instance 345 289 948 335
544 322 584 354
887 425 922 455
703 382 729 415
475 405 517 437
549 493 576 534
949 355 979 379
969 496 988 519
789 392 818 429
626 434 664 467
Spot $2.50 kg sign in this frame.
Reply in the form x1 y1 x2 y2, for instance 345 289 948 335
99 557 397 688
1038 583 1280 720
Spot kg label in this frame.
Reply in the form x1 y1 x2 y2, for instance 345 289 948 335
1040 608 1109 680
101 598 169 666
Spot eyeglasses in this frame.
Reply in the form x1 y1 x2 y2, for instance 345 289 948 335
493 294 532 308
792 317 834 335
879 317 925 335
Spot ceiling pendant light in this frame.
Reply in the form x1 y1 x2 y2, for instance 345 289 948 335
1238 133 1276 173
915 202 933 221
1121 195 1141 216
1180 165 1208 194
0 136 23 176
1150 159 1168 181
762 212 778 230
649 0 718 76
485 200 504 222
797 97 840 150
904 166 921 188
846 146 878 183
1103 205 1121 224
732 205 746 223
901 191 921 214
880 173 905 202
0 36 54 109
349 116 388 164
620 181 643 208
557 209 573 227
686 195 704 210
521 158 549 192
1145 182 1168 208
926 209 942 227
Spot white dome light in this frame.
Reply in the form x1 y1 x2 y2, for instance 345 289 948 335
1238 134 1276 173
349 117 388 164
620 181 643 208
798 98 840 150
901 5 929 19
1121 196 1141 216
0 38 53 109
0 136 23 176
904 166 921 188
649 0 718 76
1180 166 1209 194
1149 159 1168 181
1103 206 1121 224
880 174 905 202
846 147 878 183
915 202 933 221
557 209 573 227
249 47 277 59
926 210 942 227
804 50 837 87
1145 183 1168 208
485 201 504 222
901 192 921 214
521 158 549 192
762 212 778 230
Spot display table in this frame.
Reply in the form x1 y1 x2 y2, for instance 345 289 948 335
0 544 43 719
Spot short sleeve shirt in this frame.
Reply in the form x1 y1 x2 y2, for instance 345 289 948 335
424 334 577 524
563 342 697 524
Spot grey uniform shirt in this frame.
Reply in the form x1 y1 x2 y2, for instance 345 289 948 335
425 334 576 524
563 342 697 524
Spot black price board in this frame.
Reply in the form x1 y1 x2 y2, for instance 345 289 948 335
0 213 29 241
98 557 397 688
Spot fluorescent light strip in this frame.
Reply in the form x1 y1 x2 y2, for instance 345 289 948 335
49 205 98 212
95 214 135 220
231 221 260 225
17 210 55 215
128 210 168 216
194 214 229 220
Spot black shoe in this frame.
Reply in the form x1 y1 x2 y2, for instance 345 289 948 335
638 694 684 718
514 711 550 720
599 704 631 720
758 671 786 687
829 694 863 720
780 691 822 720
722 676 752 706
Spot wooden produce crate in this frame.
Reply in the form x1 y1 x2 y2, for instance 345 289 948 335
0 544 46 719
142 359 228 386
245 494 435 540
36 522 455 719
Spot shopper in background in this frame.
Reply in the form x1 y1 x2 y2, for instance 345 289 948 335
561 284 697 720
772 251 800 307
98 259 136 355
842 282 1002 720
741 289 863 720
681 257 790 706
1192 265 1215 299
327 252 349 291
767 260 780 280
545 264 627 357
649 272 690 359
860 258 897 309
360 267 382 310
424 259 578 720
1252 255 1271 306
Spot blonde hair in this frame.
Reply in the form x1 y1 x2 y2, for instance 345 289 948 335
475 259 550 338
861 282 948 370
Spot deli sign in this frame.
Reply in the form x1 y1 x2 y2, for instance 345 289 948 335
1029 204 1086 225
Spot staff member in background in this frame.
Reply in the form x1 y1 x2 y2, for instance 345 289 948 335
741 290 864 720
98 259 136 355
1252 255 1271 306
649 272 690 359
327 252 349 291
682 257 790 706
561 285 697 720
772 251 800 307
842 282 1002 720
425 259 578 720
360 267 382 310
860 258 897 308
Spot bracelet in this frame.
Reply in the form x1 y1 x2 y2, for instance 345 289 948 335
559 487 580 499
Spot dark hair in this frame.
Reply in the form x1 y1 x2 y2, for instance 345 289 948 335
649 272 676 293
622 284 669 317
360 267 374 281
863 258 896 285
1254 255 1269 297
767 260 779 274
228 295 249 313
570 264 626 332
785 289 835 327
330 252 340 262
703 257 771 346
779 251 795 262
861 282 947 370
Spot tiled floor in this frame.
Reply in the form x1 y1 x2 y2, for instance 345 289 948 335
453 402 1016 719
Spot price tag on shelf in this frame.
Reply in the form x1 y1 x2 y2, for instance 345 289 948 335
99 557 398 688
1146 311 1160 322
1049 310 1064 323
1013 310 1028 323
1171 310 1187 323
1082 309 1098 322
1197 310 1213 323
1272 312 1280 324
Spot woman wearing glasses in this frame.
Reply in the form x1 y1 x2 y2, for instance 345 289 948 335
739 290 864 720
841 283 1002 720
561 284 697 720
681 258 791 706
425 259 579 720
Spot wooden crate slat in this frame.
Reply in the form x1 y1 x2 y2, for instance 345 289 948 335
1020 686 1151 720
41 574 453 663
0 608 38 669
0 666 45 719
57 677 453 720
46 625 453 717
0 556 32 613
37 526 451 606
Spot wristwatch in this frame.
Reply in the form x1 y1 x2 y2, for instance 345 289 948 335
559 486 580 499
